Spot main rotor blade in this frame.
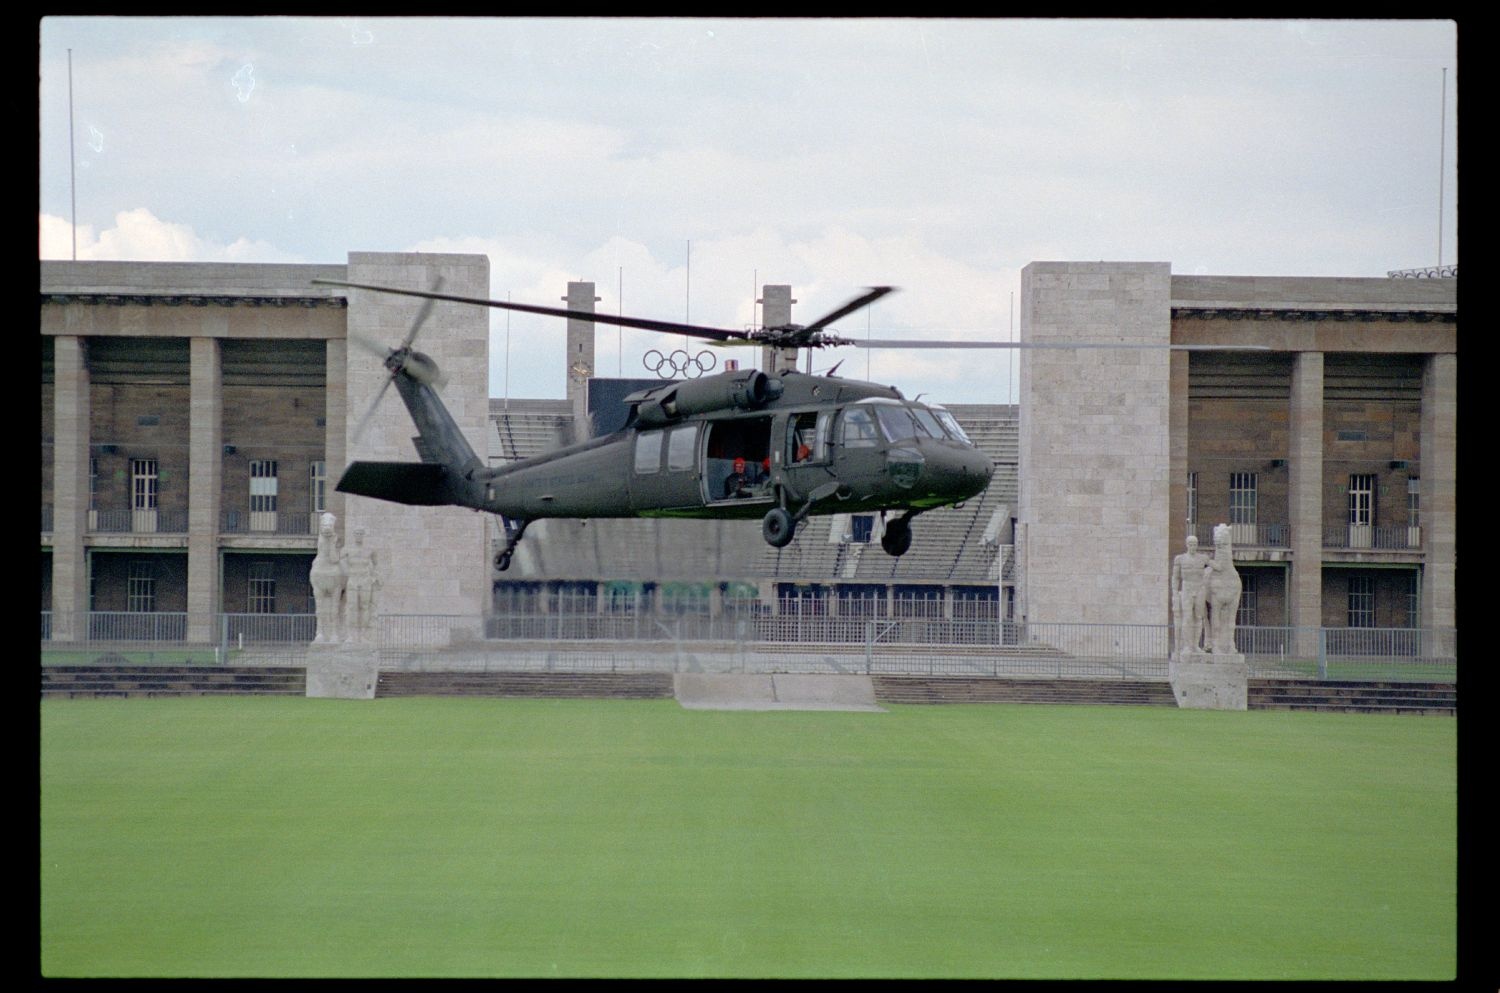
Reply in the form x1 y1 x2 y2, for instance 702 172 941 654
843 339 1271 351
400 275 445 350
313 278 749 344
351 374 394 447
803 286 896 331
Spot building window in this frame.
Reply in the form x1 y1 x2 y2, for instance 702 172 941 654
1228 472 1257 525
1347 575 1375 628
309 461 327 515
126 560 156 613
131 458 159 511
250 461 279 513
1407 477 1419 529
1185 472 1197 528
1348 474 1376 527
248 562 276 614
850 515 874 544
1406 571 1420 629
1236 571 1257 628
89 456 98 510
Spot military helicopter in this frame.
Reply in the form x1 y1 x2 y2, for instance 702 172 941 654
312 277 1252 571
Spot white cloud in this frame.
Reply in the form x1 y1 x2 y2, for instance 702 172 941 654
39 208 303 263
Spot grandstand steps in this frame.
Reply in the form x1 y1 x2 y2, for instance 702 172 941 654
376 670 675 699
1248 679 1456 716
41 665 305 698
873 675 1177 707
40 667 1455 715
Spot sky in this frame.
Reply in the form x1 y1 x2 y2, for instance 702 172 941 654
38 17 1458 405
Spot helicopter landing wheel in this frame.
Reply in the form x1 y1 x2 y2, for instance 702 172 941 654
762 507 796 548
881 518 912 557
495 550 513 572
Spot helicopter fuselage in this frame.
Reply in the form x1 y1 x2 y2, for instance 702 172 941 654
471 369 994 524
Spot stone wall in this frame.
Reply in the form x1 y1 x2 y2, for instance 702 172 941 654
1019 262 1172 626
339 253 491 638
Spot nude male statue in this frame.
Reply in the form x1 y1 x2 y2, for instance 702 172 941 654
1171 534 1211 656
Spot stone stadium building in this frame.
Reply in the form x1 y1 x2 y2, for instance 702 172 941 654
40 254 1455 646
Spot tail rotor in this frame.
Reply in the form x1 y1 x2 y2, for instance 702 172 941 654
349 275 447 446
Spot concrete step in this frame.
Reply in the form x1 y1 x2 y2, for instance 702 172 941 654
376 670 674 699
41 666 306 697
872 676 1178 707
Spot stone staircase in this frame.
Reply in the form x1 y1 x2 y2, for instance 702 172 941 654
376 670 675 699
41 665 306 698
872 675 1178 707
1248 679 1456 716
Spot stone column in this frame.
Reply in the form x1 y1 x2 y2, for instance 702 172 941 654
1420 353 1456 630
324 337 348 525
1018 262 1172 628
186 337 223 643
564 282 598 440
1168 349 1191 625
759 285 798 375
1287 351 1324 648
50 336 90 642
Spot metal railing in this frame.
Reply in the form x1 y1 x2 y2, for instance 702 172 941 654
220 511 316 536
88 508 190 534
40 608 1457 683
221 613 317 644
1322 525 1422 550
1196 523 1290 548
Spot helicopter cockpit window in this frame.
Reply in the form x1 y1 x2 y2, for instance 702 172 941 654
910 406 947 439
634 430 664 474
931 408 972 445
874 405 920 443
840 407 880 448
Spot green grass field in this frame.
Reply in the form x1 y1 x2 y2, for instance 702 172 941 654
40 697 1455 979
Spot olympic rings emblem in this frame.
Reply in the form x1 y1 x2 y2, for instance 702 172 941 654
643 348 718 379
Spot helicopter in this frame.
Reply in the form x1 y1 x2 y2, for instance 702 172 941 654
312 277 1259 571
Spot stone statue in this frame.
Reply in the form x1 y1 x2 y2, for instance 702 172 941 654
1170 533 1211 656
341 526 381 644
309 512 346 644
1201 523 1243 655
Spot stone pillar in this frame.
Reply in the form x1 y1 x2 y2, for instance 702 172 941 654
1420 353 1456 630
342 252 491 646
759 285 798 375
564 282 598 440
324 337 348 525
1287 351 1324 647
1168 349 1191 624
50 336 90 641
186 337 223 643
1018 262 1172 627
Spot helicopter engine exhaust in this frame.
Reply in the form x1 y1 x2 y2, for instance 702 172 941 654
633 369 784 426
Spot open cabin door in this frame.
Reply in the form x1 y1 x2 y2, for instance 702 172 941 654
702 416 774 505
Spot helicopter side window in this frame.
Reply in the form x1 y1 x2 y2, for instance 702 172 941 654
634 430 664 474
789 412 821 464
840 407 880 448
667 425 698 472
875 405 919 443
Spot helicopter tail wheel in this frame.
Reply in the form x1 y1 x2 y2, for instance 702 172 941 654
881 518 913 557
762 507 796 548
